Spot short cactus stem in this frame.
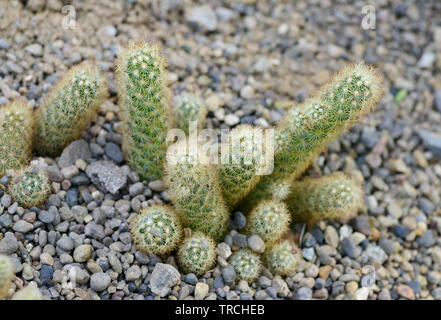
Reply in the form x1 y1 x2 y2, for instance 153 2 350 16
286 172 365 225
242 63 383 211
262 240 301 277
117 41 172 181
172 92 207 135
164 140 230 242
11 285 43 300
244 199 291 246
0 255 14 300
8 163 50 209
219 124 272 208
177 231 216 276
130 205 182 256
0 99 34 177
34 63 107 157
228 248 261 282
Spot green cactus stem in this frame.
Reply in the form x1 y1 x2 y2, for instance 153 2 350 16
172 92 207 135
228 248 261 282
262 240 301 277
177 231 216 276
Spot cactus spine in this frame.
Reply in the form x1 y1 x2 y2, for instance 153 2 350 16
286 172 364 225
0 255 14 300
117 42 172 181
0 99 34 177
241 63 382 211
8 164 50 208
177 232 216 276
165 141 230 242
172 93 207 135
34 64 106 157
228 248 261 282
11 285 43 300
218 125 270 208
262 240 301 277
130 205 182 255
244 199 291 245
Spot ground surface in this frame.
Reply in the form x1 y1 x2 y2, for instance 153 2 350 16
0 0 441 300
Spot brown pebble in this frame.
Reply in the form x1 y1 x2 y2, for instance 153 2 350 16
397 285 415 300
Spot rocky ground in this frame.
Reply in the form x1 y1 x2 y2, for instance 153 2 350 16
0 0 441 300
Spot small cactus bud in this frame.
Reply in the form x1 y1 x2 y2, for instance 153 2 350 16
0 99 34 177
263 240 301 277
8 164 50 208
228 248 261 282
34 64 107 157
130 205 182 256
245 199 291 245
177 232 216 276
287 172 364 225
172 93 207 135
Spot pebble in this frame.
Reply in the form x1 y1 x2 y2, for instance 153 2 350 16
149 263 180 297
247 235 265 253
73 244 93 262
90 272 111 292
295 287 312 300
341 237 357 259
195 282 209 300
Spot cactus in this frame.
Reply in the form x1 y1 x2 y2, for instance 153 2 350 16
218 124 271 208
164 140 230 242
240 63 382 211
8 164 50 209
0 99 34 177
228 248 261 282
244 199 291 245
177 231 216 276
172 93 207 135
262 240 301 277
130 205 182 255
11 285 43 300
34 64 107 157
0 255 14 300
286 172 364 225
116 41 172 181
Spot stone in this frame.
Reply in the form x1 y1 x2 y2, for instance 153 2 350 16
58 140 91 168
125 265 142 281
418 198 435 215
418 130 441 157
233 211 246 230
417 230 435 248
396 284 415 300
105 143 124 164
354 287 369 300
417 51 435 68
222 265 236 283
247 235 265 253
296 287 312 300
57 236 74 251
73 244 93 262
86 161 127 194
25 43 43 56
341 237 357 259
224 114 240 126
12 220 33 233
216 243 232 259
90 272 111 292
184 273 198 285
324 226 339 248
185 6 218 32
149 263 180 297
195 282 209 300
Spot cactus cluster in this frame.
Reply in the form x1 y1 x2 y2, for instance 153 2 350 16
228 248 261 282
240 63 383 212
287 172 365 225
8 164 50 208
0 99 34 177
34 64 107 157
244 199 291 245
262 240 301 277
117 42 172 181
177 232 216 276
219 125 270 208
164 141 230 242
0 255 14 300
172 93 207 135
130 205 182 255
11 285 43 300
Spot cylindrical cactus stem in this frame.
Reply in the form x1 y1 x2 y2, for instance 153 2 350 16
130 204 182 256
172 93 207 135
177 231 216 276
244 199 291 246
164 140 230 242
0 99 34 177
241 63 382 211
8 163 50 209
116 41 172 181
228 248 261 283
262 240 301 277
11 285 43 300
0 255 14 300
286 172 365 225
34 64 107 157
218 124 273 208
